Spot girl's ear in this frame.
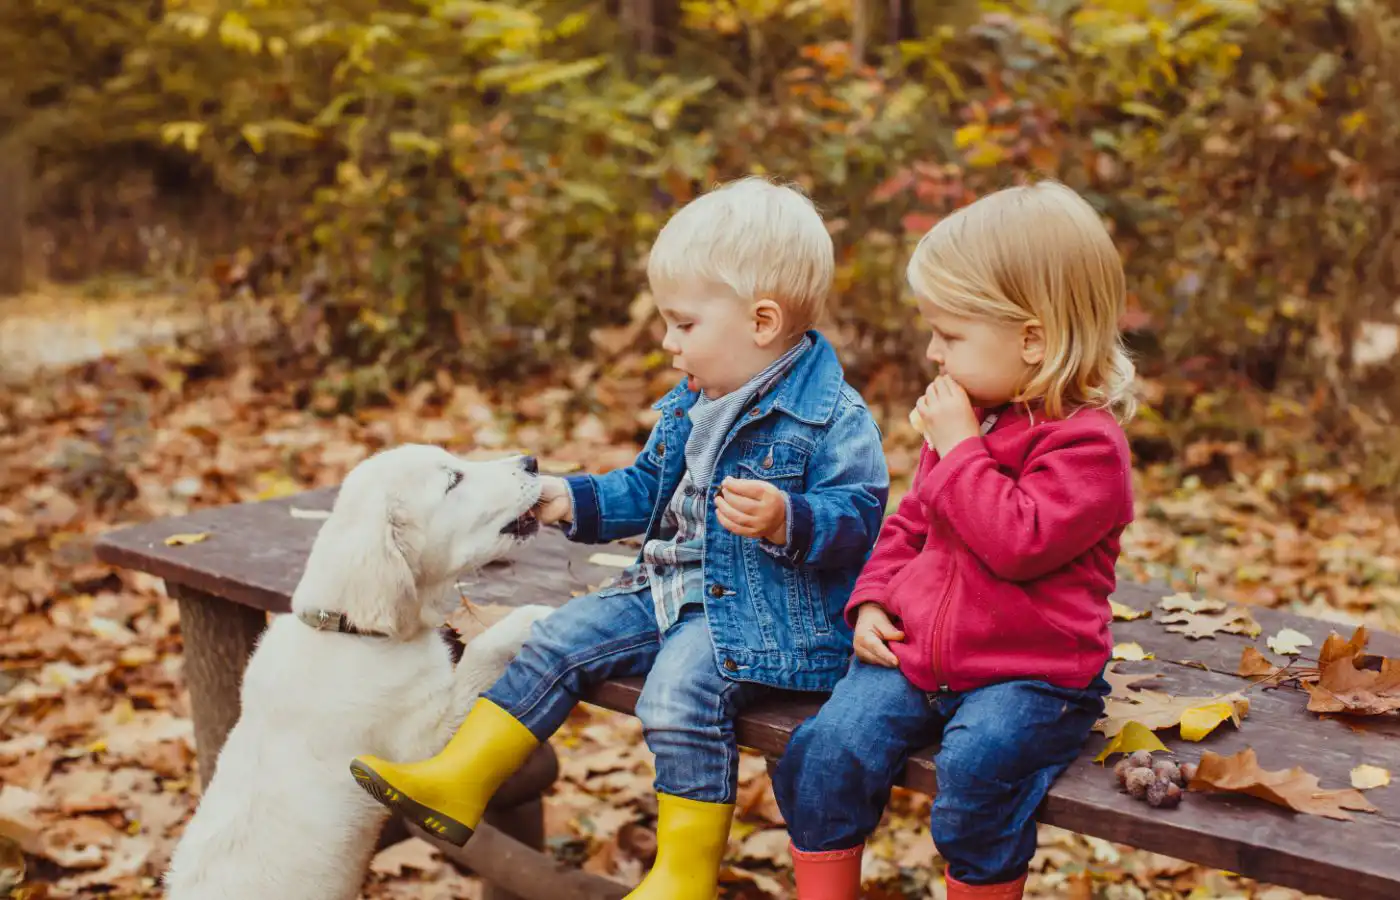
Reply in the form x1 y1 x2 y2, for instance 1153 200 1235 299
1020 319 1046 366
752 298 785 348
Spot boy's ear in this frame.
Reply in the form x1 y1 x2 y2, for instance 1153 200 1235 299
753 298 784 348
1020 319 1046 366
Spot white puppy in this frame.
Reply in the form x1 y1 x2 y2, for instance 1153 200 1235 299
163 444 554 900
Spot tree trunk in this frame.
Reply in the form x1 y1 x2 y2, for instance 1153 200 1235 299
0 130 29 296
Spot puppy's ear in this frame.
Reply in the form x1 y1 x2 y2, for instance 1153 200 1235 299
292 500 422 639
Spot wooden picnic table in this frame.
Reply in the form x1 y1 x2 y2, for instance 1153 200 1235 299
95 487 1400 900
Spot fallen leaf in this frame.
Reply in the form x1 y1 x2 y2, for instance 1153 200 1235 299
1178 701 1242 741
0 835 23 896
1238 646 1282 679
1160 607 1261 640
1096 689 1249 739
1158 591 1227 614
588 552 636 568
370 838 443 877
1094 720 1168 763
1103 662 1163 697
162 532 209 546
1110 600 1150 621
1189 747 1378 821
1304 651 1400 716
1111 642 1153 661
1267 628 1312 656
288 507 330 520
1350 764 1391 790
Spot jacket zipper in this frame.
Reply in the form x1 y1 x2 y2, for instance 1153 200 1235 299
928 555 959 691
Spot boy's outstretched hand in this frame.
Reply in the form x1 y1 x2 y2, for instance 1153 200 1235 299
534 476 574 525
853 602 904 668
716 477 787 545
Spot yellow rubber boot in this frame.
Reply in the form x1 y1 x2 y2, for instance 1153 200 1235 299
625 794 736 899
349 698 538 847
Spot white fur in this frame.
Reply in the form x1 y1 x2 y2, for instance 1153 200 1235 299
163 444 554 900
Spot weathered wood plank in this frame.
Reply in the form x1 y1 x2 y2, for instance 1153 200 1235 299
94 489 1400 900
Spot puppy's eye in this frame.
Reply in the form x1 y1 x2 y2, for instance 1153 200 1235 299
446 470 464 493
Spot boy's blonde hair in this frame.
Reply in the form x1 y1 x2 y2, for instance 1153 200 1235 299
907 180 1138 423
647 176 833 332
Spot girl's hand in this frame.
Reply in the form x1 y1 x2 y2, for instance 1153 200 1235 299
716 477 788 545
534 476 574 525
853 603 904 668
915 375 981 458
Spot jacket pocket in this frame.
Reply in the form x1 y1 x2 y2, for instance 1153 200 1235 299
736 438 811 490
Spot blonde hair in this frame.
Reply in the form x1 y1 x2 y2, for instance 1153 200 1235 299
906 180 1138 423
647 176 834 331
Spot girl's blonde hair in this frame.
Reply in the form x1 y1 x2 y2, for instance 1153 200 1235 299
907 180 1138 423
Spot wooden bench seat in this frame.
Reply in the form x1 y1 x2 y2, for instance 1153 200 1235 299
95 487 1400 900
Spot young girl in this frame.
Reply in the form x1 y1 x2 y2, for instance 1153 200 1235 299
772 180 1138 900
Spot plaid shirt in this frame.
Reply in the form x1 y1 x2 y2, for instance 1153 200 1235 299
641 470 708 632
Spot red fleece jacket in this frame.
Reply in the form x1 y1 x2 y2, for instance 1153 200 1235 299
846 404 1134 693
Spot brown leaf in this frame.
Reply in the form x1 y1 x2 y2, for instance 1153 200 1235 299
1304 652 1400 715
1159 607 1261 640
1103 662 1163 698
1188 748 1378 821
1238 646 1282 679
1096 689 1249 739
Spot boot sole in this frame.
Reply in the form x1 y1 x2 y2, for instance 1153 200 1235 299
349 760 475 847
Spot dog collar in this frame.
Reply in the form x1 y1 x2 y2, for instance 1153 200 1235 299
296 609 391 638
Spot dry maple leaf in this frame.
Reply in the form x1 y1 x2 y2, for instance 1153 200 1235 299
1103 663 1162 699
1237 646 1284 679
1095 689 1249 740
1159 607 1261 640
1188 747 1378 821
1157 591 1227 614
1304 652 1400 715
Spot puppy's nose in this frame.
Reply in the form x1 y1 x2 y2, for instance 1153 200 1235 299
520 455 539 475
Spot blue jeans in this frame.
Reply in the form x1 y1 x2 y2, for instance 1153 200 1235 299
482 589 764 803
773 658 1109 885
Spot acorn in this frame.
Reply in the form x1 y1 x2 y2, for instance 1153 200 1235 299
1125 767 1155 800
1127 750 1155 769
1179 762 1199 786
1147 778 1183 809
1151 758 1182 786
1113 757 1134 788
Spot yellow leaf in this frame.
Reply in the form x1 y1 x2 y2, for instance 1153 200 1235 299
1112 642 1153 661
1119 100 1166 122
1351 764 1391 790
160 121 205 153
953 123 986 149
1179 701 1240 741
588 552 636 568
1093 720 1168 763
1110 600 1149 621
1266 627 1312 656
218 11 263 54
164 532 210 547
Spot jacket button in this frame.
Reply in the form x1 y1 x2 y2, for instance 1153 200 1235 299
653 565 667 576
723 659 739 672
748 408 761 417
708 584 724 598
656 442 666 455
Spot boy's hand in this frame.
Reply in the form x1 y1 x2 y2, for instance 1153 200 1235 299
915 375 981 458
534 476 574 525
715 477 787 545
853 603 904 668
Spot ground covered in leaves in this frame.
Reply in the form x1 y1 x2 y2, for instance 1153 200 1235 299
1 318 1398 899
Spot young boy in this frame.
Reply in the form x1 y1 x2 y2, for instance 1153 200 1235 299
350 176 890 898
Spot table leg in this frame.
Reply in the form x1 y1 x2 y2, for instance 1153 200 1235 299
165 582 267 789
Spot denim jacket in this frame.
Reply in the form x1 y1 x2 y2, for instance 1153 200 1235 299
563 330 890 692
